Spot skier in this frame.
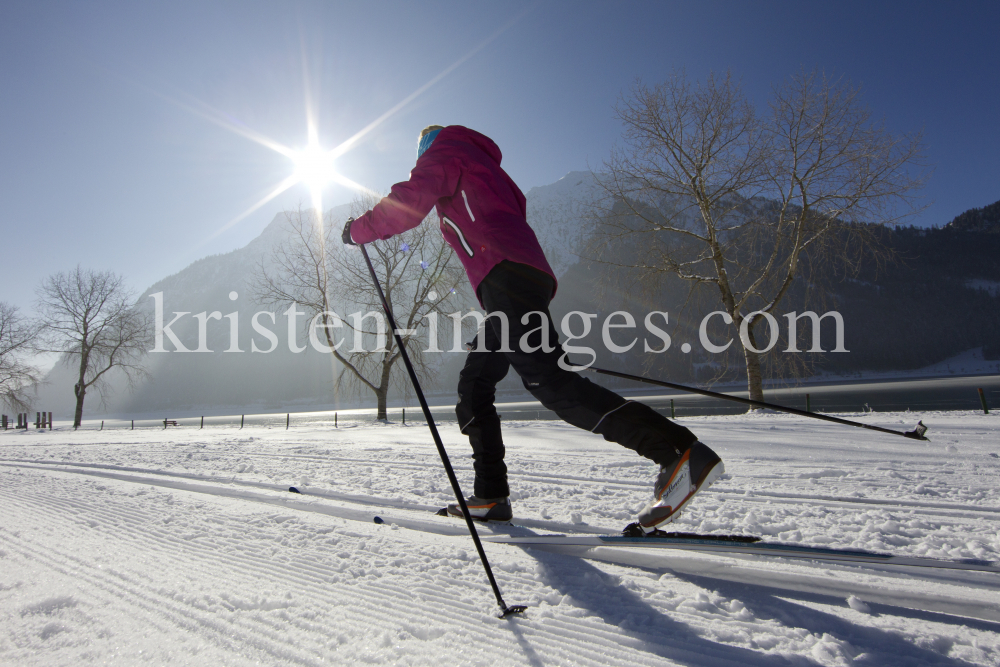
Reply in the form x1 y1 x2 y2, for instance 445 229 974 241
343 125 724 533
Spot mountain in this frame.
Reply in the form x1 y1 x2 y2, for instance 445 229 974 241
945 198 1000 233
524 171 603 277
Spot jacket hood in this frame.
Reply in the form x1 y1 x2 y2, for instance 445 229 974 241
441 125 503 165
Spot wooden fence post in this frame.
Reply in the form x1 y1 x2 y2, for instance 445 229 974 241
286 413 290 430
201 415 204 429
670 399 675 419
979 388 990 414
240 414 244 429
335 412 338 428
806 394 812 413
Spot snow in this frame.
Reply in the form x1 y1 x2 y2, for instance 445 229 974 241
2 410 999 665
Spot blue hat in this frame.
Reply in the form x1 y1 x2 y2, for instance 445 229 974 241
417 128 442 159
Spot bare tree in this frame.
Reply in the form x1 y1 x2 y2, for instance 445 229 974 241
254 198 468 419
36 267 151 428
0 302 41 412
595 70 925 402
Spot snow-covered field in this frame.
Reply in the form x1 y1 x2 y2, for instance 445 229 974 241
1 411 998 666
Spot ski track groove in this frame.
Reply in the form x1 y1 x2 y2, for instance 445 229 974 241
5 459 974 560
8 459 999 570
9 459 1000 575
6 456 999 522
0 474 703 667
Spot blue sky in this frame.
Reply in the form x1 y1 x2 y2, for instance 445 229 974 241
2 1 998 312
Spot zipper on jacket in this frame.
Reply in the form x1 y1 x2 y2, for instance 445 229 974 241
443 217 475 257
461 190 476 222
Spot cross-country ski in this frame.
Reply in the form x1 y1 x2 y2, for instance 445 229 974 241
486 533 1000 574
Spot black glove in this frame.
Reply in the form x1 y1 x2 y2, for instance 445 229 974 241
342 217 356 245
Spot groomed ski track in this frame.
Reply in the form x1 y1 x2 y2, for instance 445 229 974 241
2 412 999 665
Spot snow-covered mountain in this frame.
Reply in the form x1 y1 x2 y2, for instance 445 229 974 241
524 170 603 277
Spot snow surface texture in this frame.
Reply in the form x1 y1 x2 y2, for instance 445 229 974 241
1 411 998 666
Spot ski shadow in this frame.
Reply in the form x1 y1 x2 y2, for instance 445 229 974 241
514 547 979 667
672 571 988 666
676 570 1000 635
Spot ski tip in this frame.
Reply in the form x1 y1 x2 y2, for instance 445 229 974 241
499 605 527 618
373 516 384 524
288 486 301 494
434 507 449 516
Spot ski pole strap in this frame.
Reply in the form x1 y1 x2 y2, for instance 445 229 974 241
582 366 928 441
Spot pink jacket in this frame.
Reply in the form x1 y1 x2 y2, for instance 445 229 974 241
349 126 556 300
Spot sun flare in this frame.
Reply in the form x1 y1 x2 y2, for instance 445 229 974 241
291 142 337 192
186 10 525 247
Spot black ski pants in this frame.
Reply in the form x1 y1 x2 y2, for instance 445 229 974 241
456 261 697 499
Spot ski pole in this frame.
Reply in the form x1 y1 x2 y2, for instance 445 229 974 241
580 365 928 441
359 243 525 618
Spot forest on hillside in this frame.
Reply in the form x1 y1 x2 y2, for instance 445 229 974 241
537 223 1000 391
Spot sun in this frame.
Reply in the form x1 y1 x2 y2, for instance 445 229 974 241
291 141 336 193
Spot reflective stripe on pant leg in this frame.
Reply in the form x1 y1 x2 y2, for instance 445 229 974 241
591 400 635 433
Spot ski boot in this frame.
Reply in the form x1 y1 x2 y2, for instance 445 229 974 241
636 441 724 533
444 495 513 522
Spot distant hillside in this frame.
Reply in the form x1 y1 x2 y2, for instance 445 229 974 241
946 198 1000 233
33 177 1000 418
33 175 605 418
